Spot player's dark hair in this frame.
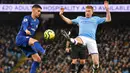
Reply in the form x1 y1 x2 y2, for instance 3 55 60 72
86 6 93 11
32 4 42 9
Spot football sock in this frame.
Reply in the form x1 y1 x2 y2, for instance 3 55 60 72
70 64 76 73
92 64 99 70
77 64 84 73
32 42 45 54
30 61 39 73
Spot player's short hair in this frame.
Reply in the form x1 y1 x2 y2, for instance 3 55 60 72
86 6 93 11
32 4 42 9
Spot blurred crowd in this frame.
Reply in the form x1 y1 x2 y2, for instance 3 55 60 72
0 0 130 4
0 22 130 73
95 25 130 73
0 24 22 73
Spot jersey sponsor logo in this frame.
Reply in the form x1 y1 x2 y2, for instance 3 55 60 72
80 20 95 24
23 18 28 22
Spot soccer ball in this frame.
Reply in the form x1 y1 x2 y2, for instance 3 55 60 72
44 29 55 40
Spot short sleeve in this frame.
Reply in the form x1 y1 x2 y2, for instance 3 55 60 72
22 16 29 23
71 17 80 25
97 17 106 24
22 16 29 31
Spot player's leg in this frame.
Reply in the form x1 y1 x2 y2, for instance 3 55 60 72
70 37 83 45
70 45 79 73
29 38 45 54
77 59 86 73
85 37 99 73
91 54 99 73
70 59 77 73
74 36 99 73
77 46 86 73
61 30 83 45
16 36 45 54
16 36 44 73
30 53 41 73
20 46 41 73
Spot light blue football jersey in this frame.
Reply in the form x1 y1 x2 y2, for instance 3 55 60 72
72 16 106 40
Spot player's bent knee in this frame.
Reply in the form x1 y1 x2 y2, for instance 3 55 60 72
75 37 83 45
91 54 99 64
36 57 41 62
92 59 99 65
72 59 77 64
32 54 41 62
29 38 38 46
94 61 99 65
33 56 41 62
80 59 86 64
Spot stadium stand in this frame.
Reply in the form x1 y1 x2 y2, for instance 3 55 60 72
0 18 129 73
0 24 22 73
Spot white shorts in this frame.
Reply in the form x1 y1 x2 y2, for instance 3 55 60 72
77 36 98 54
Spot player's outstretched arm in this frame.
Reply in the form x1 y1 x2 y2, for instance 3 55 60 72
104 1 111 22
59 8 73 24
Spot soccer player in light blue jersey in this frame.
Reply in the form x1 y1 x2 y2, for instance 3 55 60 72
16 4 45 73
59 1 111 73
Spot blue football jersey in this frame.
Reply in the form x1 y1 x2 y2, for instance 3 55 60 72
17 15 39 37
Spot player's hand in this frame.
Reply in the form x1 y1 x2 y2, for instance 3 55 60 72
104 1 109 9
66 48 70 53
25 29 31 35
59 8 64 16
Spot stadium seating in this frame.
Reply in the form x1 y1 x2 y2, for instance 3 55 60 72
0 19 129 73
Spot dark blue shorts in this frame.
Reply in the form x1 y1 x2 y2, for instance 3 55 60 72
20 46 37 57
16 35 37 57
16 35 30 47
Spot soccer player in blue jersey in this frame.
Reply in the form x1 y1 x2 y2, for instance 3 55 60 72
59 1 111 73
15 4 45 73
